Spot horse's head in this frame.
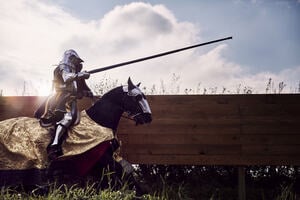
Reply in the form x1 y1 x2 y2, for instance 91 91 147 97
122 78 152 125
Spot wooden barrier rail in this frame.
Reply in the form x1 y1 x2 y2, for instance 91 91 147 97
0 94 300 166
118 94 300 166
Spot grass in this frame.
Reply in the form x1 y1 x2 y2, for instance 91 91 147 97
0 183 164 200
0 168 168 200
0 180 297 200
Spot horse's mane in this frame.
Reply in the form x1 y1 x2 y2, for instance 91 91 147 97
86 86 125 130
101 86 124 100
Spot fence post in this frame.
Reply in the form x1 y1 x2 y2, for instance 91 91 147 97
238 166 246 200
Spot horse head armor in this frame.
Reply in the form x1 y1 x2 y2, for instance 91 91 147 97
122 78 152 125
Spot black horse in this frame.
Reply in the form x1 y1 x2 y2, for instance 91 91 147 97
0 78 152 195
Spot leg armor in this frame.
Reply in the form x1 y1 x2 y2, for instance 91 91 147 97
48 100 77 160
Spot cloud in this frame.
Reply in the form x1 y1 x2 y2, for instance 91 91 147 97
0 1 299 95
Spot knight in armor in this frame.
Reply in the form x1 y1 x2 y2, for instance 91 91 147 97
35 49 93 160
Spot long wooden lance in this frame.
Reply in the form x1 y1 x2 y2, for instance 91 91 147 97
88 36 232 74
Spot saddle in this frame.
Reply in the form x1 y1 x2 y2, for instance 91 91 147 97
34 96 80 128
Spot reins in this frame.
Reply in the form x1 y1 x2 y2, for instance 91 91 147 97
120 94 136 121
121 114 135 121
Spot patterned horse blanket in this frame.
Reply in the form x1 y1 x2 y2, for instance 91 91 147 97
0 111 113 170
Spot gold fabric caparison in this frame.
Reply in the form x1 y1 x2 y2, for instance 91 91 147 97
0 111 113 170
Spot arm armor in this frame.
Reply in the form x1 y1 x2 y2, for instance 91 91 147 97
60 65 77 83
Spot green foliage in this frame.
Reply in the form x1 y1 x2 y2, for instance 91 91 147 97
0 166 298 200
91 75 119 96
0 183 154 200
135 165 299 200
275 183 297 200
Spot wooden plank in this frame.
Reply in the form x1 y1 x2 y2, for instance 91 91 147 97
118 117 300 135
149 104 240 118
238 104 300 117
150 101 299 114
239 117 300 125
240 117 300 135
117 125 241 135
118 133 241 145
146 94 300 105
240 134 300 145
124 154 300 165
118 134 300 145
118 119 241 135
121 144 242 155
0 96 43 120
241 124 300 135
121 144 300 156
242 145 300 155
0 96 91 120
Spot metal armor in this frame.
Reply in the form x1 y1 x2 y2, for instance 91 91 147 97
37 49 92 160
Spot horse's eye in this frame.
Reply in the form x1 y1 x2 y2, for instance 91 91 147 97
136 94 143 101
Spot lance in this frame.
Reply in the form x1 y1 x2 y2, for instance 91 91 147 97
88 36 232 74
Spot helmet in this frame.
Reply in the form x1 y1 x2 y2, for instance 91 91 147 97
61 49 84 64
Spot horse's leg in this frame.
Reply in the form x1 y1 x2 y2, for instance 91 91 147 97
117 159 147 196
94 152 122 190
92 149 147 196
101 154 147 196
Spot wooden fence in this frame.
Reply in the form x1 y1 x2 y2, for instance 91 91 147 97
1 94 300 166
118 94 300 166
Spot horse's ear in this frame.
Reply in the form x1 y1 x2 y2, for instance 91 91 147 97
128 77 135 90
137 82 141 87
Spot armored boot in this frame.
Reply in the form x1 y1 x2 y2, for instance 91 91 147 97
47 124 67 161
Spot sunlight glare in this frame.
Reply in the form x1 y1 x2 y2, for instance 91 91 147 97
37 83 52 96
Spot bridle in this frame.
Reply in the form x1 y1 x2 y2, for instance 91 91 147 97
121 113 135 121
120 89 148 122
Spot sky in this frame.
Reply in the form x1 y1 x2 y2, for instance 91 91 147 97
0 0 299 95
